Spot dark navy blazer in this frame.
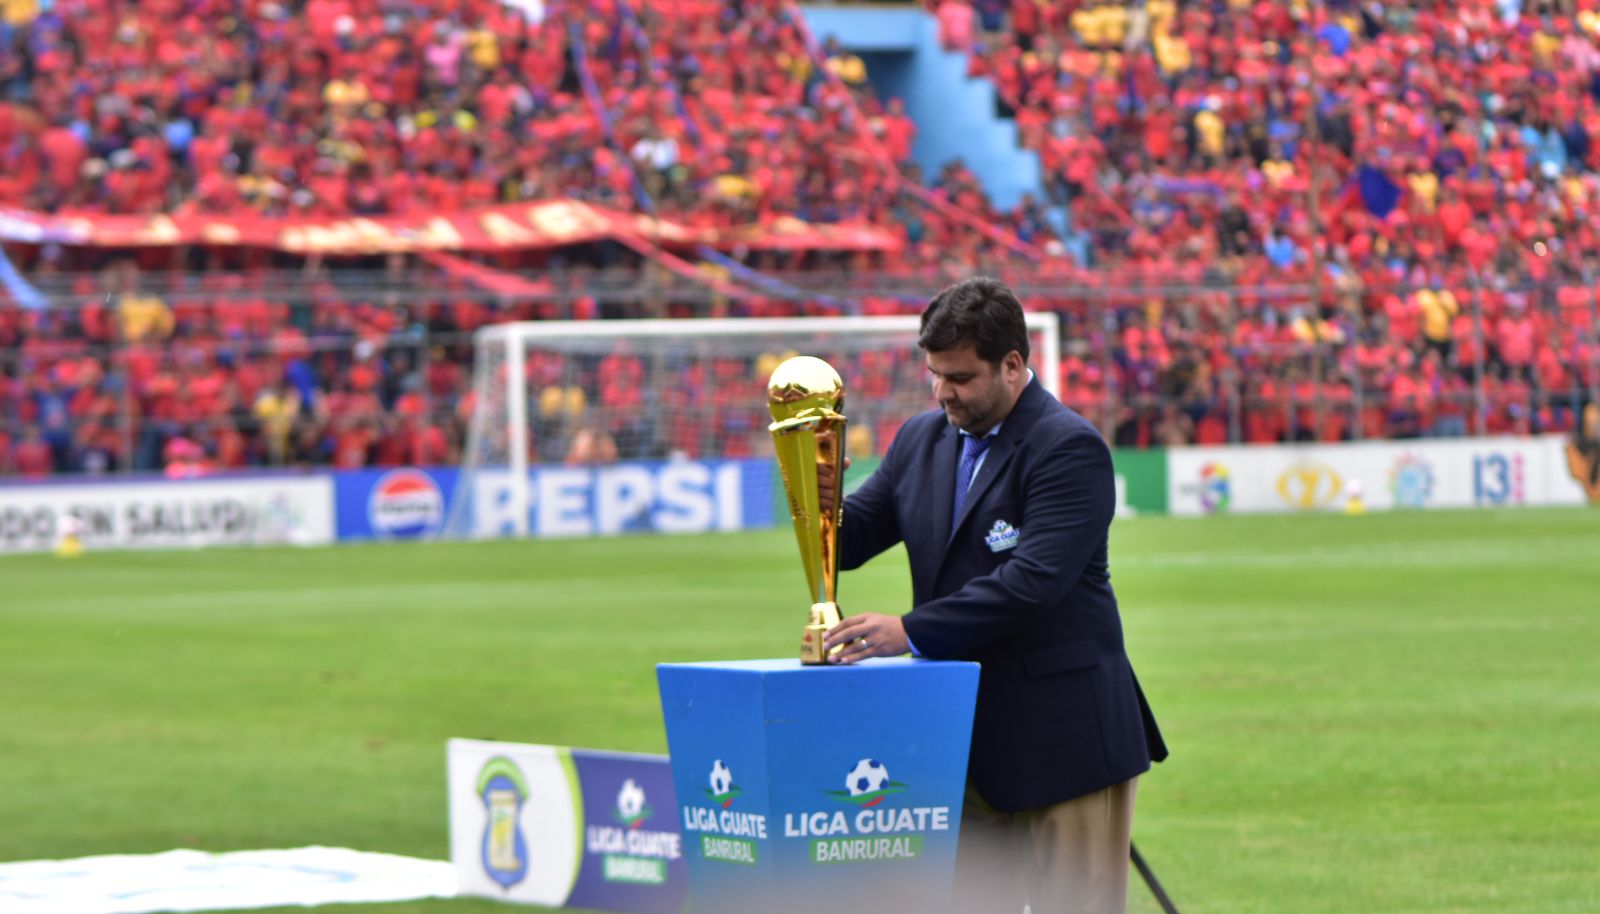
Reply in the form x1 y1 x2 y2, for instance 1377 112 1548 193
840 377 1167 812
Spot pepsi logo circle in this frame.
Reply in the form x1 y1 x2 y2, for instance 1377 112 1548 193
369 469 444 539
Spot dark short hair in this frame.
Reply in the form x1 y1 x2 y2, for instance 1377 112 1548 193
918 276 1030 366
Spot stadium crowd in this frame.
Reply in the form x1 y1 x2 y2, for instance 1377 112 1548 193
0 0 932 232
933 0 1600 442
2 0 1600 474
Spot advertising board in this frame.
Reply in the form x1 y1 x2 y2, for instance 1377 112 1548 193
0 475 334 554
1166 436 1590 516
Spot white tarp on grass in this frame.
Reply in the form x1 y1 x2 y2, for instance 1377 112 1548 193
0 846 456 914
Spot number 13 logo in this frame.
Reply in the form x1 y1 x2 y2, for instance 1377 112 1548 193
1473 454 1526 505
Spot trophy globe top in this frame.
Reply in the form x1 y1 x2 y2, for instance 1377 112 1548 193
767 356 844 422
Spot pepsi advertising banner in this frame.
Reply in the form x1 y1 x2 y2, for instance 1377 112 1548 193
656 658 980 914
335 459 777 541
446 739 687 912
458 458 775 539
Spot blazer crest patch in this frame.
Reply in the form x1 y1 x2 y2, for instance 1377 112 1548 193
984 519 1020 553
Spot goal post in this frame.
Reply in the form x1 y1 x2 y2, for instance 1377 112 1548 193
442 314 1061 540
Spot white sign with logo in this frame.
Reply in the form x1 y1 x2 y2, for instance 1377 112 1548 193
0 476 334 554
447 739 582 905
446 738 687 912
1167 435 1589 516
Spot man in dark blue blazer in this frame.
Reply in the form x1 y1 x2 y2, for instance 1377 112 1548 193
823 277 1166 914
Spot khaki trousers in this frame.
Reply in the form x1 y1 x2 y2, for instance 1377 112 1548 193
952 777 1138 914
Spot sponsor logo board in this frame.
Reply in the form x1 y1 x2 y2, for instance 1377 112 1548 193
786 757 951 865
680 758 765 865
467 459 772 538
1389 453 1436 509
1167 436 1588 516
1276 461 1343 510
448 739 686 913
0 476 333 554
369 468 445 538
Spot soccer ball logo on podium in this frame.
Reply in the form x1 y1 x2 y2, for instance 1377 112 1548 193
706 759 740 806
846 759 891 796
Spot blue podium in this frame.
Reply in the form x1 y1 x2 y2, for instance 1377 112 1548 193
657 658 980 914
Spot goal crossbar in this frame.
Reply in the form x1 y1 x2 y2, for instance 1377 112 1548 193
456 314 1060 538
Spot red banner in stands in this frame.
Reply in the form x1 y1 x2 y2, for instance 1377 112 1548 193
414 250 559 298
0 203 901 255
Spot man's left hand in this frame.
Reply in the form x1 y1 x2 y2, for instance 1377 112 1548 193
823 613 910 664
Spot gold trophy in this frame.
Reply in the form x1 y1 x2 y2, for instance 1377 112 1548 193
767 356 847 665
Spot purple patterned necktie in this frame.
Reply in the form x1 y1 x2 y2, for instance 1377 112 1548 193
952 434 992 527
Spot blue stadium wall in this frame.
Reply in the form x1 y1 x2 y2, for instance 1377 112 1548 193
798 4 1041 211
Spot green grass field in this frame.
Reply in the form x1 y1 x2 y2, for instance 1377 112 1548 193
3 507 1598 914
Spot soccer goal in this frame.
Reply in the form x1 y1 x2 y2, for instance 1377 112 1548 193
441 315 1060 539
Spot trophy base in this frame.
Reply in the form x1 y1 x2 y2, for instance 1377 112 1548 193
799 601 843 665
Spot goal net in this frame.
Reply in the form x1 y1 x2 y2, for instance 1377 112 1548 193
440 315 1061 540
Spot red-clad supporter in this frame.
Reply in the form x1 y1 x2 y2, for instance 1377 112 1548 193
937 0 977 51
332 418 375 469
1496 302 1540 379
876 98 918 166
162 435 210 479
212 420 248 470
1194 410 1228 446
14 428 54 476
